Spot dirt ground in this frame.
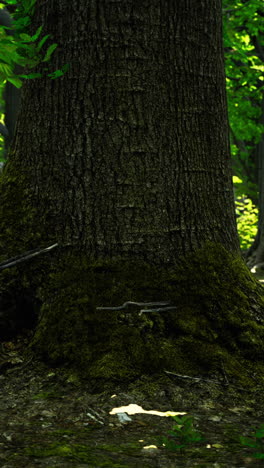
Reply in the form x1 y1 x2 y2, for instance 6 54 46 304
0 337 264 468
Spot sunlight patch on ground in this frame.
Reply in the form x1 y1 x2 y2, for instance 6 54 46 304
109 403 186 417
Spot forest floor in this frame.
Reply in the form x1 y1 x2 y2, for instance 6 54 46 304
1 336 264 468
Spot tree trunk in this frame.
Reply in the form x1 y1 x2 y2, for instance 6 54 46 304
245 97 264 269
0 0 264 386
7 0 240 261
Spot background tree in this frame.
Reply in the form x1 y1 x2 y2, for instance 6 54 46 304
0 0 264 386
224 0 264 198
223 0 264 253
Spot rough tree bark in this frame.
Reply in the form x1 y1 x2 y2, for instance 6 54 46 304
0 0 264 386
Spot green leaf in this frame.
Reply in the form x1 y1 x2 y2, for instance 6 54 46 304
7 77 22 87
30 25 43 42
42 44 58 62
36 34 50 52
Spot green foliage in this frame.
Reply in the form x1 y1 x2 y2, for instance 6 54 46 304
223 0 264 197
234 176 258 250
0 0 69 160
0 0 69 88
240 425 264 459
236 196 258 250
159 415 203 451
161 416 264 460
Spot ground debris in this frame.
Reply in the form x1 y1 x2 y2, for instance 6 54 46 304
0 352 263 467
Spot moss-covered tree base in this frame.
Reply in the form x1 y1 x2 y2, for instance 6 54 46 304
29 243 264 387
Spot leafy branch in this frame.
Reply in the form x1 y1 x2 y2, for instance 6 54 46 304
0 0 69 88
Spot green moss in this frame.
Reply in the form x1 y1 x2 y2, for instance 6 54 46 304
32 391 64 400
29 242 264 387
0 168 262 386
24 442 129 466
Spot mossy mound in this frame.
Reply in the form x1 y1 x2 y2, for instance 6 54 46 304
31 243 264 387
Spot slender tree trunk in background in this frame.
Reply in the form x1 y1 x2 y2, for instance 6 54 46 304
246 98 264 268
242 37 264 268
0 0 264 385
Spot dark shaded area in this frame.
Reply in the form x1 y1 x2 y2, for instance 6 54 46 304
0 244 59 339
3 78 21 154
0 288 40 340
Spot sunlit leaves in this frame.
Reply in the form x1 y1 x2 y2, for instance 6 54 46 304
223 0 264 199
0 0 67 87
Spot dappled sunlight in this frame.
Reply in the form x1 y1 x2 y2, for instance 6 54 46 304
109 402 186 418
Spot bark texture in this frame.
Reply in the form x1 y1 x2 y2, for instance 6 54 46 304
1 1 263 385
9 0 239 265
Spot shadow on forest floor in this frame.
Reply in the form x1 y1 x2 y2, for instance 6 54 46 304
0 334 264 468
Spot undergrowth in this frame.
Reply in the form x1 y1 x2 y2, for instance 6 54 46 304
159 414 264 460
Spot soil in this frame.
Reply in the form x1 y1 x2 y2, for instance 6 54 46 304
0 335 264 468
